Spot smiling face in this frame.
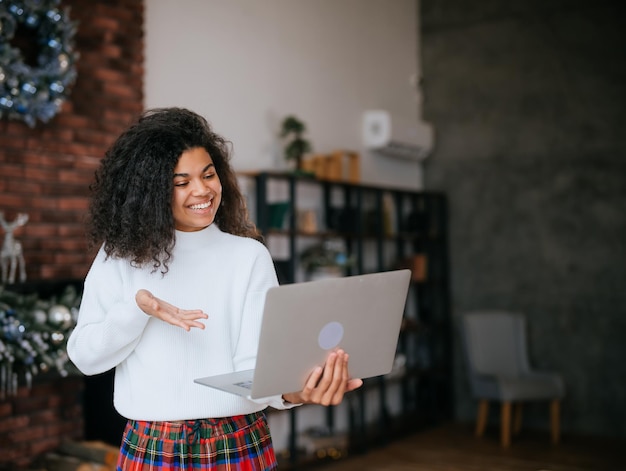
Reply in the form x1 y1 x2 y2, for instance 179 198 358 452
172 147 223 232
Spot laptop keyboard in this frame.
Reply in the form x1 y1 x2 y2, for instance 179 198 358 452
235 381 253 389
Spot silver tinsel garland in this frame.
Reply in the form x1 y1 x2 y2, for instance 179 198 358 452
0 0 78 127
0 283 81 398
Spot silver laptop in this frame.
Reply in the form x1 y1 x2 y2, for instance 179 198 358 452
194 269 411 399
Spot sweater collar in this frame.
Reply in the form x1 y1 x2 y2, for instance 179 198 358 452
174 223 221 250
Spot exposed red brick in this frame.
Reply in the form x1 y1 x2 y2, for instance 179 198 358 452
11 424 47 443
30 408 59 426
0 194 27 208
102 82 137 98
22 152 78 168
102 44 125 59
13 395 51 415
41 265 77 279
90 16 120 31
0 445 30 466
102 109 139 124
73 129 117 147
1 152 24 164
38 238 83 252
23 167 59 181
0 415 29 434
90 67 129 83
55 198 89 211
57 170 94 185
0 136 28 150
74 154 103 169
25 252 56 265
23 224 58 238
54 253 89 265
0 2 143 463
5 181 42 194
30 197 59 210
58 224 89 237
49 419 83 437
38 127 76 143
29 435 63 457
0 402 12 418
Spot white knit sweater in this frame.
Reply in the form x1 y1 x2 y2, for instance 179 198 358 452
67 224 292 420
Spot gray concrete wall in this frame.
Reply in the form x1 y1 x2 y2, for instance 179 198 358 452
420 0 626 438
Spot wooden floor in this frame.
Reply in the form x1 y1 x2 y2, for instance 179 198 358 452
315 422 624 471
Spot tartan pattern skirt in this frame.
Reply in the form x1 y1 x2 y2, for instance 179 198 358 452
116 411 277 471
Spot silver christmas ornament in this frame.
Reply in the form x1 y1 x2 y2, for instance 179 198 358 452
48 305 72 329
32 309 48 325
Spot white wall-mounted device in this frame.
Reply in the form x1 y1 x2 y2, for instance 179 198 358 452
362 110 434 161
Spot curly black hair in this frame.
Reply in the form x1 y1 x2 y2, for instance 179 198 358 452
88 107 261 273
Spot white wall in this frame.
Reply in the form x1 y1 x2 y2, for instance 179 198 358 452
145 0 425 189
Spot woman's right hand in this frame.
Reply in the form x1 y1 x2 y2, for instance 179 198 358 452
135 289 208 331
282 349 363 406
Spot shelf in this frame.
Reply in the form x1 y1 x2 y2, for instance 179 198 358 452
266 228 442 243
242 171 452 469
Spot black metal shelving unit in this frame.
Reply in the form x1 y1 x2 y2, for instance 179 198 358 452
244 171 452 468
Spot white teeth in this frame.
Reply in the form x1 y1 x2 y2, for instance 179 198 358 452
190 201 211 210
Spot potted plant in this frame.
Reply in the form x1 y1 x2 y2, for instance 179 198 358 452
280 115 312 171
299 240 354 281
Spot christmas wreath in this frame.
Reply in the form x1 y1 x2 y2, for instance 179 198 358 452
0 0 78 127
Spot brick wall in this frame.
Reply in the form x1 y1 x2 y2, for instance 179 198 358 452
0 1 144 467
0 376 84 468
0 0 144 281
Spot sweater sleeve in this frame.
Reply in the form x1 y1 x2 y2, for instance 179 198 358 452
67 249 151 375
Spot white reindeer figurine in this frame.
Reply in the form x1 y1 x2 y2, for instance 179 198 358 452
0 212 29 285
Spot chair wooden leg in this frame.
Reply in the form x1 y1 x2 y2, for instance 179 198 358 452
501 401 512 447
475 399 489 437
513 402 523 435
550 399 561 444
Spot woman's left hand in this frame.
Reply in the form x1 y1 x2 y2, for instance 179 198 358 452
135 289 208 331
282 349 363 406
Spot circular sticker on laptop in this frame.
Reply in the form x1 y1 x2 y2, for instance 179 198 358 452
318 321 344 350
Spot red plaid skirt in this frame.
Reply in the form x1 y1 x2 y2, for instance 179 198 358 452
116 411 277 470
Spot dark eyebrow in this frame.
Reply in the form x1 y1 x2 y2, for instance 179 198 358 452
173 163 215 178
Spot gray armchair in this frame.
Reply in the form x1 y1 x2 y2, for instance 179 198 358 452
461 311 565 447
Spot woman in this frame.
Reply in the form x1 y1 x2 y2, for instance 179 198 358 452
67 107 362 470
